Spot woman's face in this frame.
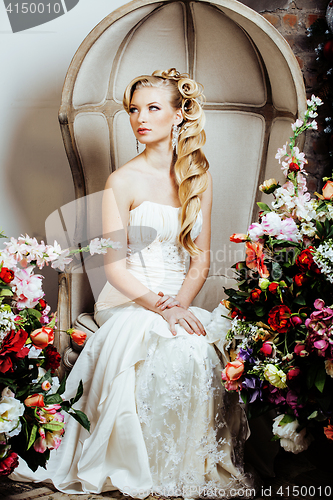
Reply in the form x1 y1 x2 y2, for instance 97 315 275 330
129 87 182 148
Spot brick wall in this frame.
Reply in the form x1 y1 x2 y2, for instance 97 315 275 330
241 0 330 192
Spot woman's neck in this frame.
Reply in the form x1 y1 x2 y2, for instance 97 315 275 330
142 141 174 174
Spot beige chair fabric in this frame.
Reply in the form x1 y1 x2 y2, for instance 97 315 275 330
49 0 306 375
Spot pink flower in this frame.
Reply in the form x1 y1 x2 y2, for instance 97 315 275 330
11 266 44 310
248 223 264 241
260 342 273 356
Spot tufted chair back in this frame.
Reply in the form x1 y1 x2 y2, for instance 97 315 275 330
46 0 306 376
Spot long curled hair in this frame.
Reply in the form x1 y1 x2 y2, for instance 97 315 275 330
123 68 209 257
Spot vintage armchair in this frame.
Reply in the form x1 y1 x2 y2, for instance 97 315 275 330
45 0 306 378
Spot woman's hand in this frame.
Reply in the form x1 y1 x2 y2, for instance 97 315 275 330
160 305 206 337
155 291 183 310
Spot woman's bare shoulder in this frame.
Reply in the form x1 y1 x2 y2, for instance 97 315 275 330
104 157 142 192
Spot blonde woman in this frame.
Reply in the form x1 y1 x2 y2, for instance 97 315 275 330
12 70 255 498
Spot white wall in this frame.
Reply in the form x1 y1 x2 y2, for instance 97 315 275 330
0 0 127 308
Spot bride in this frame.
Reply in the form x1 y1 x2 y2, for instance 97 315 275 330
12 69 256 498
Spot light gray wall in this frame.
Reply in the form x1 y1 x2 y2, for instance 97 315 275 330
0 0 126 308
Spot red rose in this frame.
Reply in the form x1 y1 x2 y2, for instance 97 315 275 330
0 266 14 284
44 344 61 373
0 450 19 476
296 248 320 274
230 307 246 320
268 282 279 294
0 329 29 373
293 273 308 287
289 162 300 172
246 288 262 303
38 299 47 310
268 305 291 333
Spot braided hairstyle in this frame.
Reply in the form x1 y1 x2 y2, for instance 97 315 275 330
123 68 209 257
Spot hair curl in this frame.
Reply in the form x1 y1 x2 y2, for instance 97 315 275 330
123 68 209 256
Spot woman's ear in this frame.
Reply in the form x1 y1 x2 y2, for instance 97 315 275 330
174 108 183 126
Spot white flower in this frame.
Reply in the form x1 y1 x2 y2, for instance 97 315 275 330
308 110 318 118
291 119 303 131
0 390 25 436
307 95 323 107
275 142 288 163
51 249 72 272
309 120 318 130
89 238 122 255
300 222 316 237
272 414 313 454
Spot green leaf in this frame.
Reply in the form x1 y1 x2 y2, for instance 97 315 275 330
307 411 318 420
315 366 326 393
27 425 38 450
57 375 67 396
294 295 306 306
26 308 42 319
271 435 280 441
307 363 318 389
44 394 63 405
240 391 248 404
254 304 265 317
43 421 64 432
279 414 296 425
70 380 84 406
257 202 271 213
271 261 283 281
68 409 91 432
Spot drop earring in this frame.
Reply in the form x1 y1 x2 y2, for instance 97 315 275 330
136 139 140 154
172 124 179 154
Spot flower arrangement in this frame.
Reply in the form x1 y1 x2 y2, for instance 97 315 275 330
222 95 333 454
0 234 120 475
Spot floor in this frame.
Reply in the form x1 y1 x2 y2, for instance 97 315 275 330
1 444 332 500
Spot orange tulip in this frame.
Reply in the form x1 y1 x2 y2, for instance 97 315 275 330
224 359 245 381
24 394 45 407
67 328 87 346
30 327 54 349
230 233 247 243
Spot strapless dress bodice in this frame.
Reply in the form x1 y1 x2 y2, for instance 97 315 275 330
95 201 203 311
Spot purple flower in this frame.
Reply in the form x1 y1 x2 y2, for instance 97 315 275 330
241 376 262 403
238 347 256 364
286 390 304 416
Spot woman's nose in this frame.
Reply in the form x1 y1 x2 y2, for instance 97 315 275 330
138 110 147 123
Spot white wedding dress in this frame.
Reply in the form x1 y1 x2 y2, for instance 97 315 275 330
12 200 255 498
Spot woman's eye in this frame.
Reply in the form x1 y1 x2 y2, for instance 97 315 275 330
149 106 160 111
129 107 138 113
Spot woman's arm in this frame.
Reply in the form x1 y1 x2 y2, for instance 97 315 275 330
156 172 213 310
102 169 206 335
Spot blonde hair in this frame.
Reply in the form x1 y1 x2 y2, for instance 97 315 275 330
123 68 209 256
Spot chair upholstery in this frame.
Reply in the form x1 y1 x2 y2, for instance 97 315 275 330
46 0 306 376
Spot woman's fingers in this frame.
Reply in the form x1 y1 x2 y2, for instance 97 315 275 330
182 311 206 336
155 293 179 310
